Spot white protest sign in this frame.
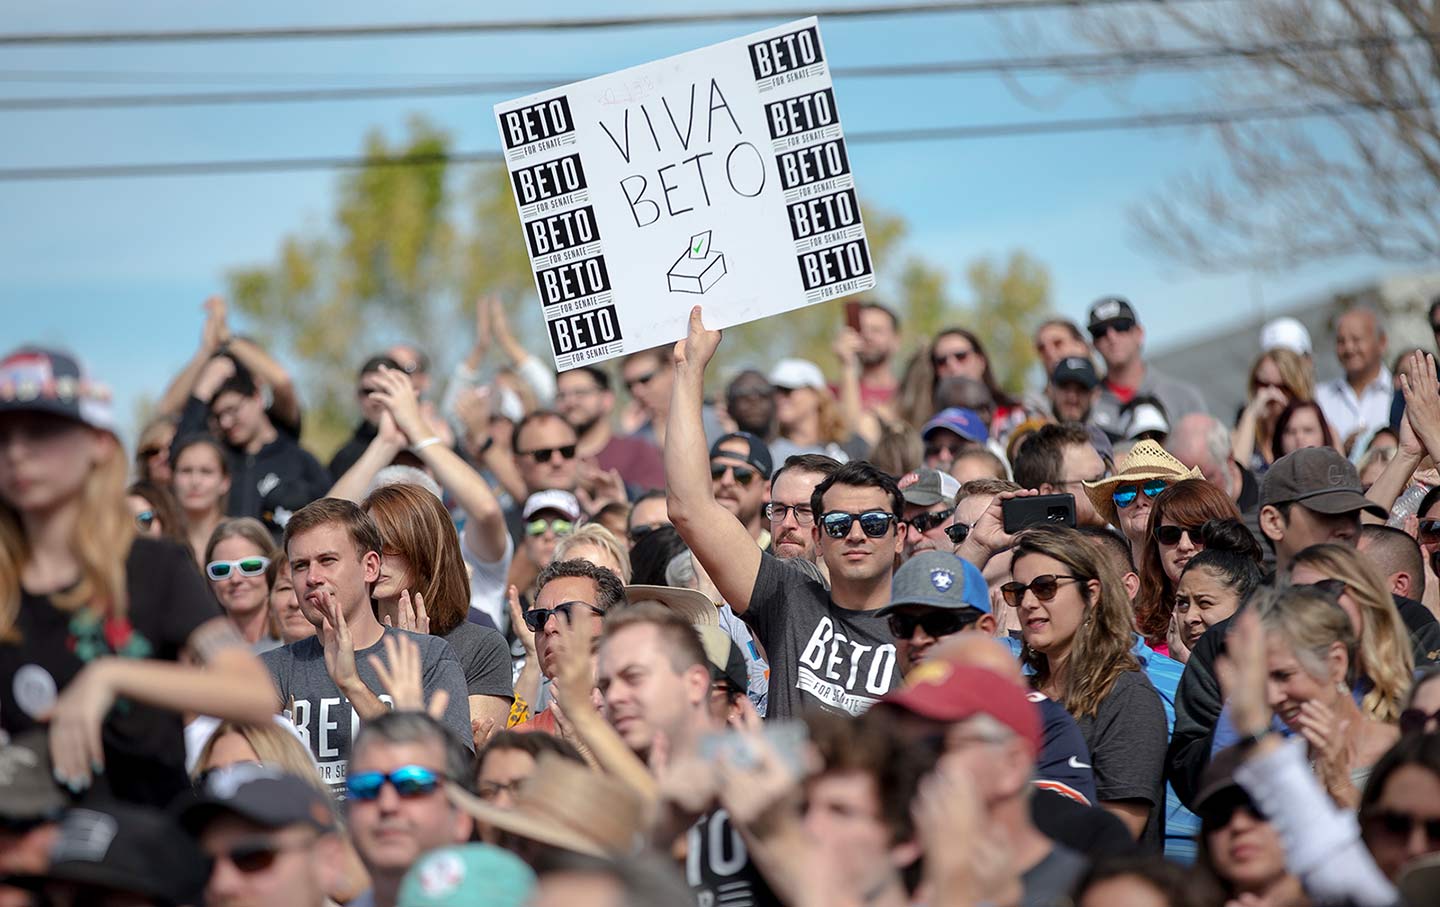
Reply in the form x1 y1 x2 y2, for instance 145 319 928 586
494 17 876 370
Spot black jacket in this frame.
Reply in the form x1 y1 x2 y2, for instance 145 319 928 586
328 421 378 483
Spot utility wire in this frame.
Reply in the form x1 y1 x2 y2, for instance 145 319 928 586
0 95 1426 182
0 0 1218 46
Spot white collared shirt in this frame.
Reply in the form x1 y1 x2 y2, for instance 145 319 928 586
1315 365 1392 443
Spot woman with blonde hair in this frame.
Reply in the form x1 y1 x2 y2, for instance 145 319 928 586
203 517 282 650
1233 348 1315 471
1006 526 1169 849
0 346 273 804
554 523 632 583
1287 543 1414 723
1252 585 1400 807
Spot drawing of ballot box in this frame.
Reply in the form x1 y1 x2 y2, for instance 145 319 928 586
667 246 727 294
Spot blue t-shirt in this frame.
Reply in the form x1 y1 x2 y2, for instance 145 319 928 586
1132 636 1200 864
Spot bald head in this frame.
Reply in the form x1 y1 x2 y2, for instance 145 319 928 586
928 634 1024 684
1336 306 1386 383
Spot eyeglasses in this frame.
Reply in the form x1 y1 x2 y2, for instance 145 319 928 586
711 463 758 486
138 446 165 460
944 521 973 545
1154 524 1203 546
1000 574 1082 608
1112 479 1167 509
628 522 667 544
525 518 574 538
887 609 974 640
206 557 271 581
819 510 898 539
518 445 577 463
478 778 526 801
345 764 445 801
905 507 955 533
1089 318 1135 340
1419 519 1440 543
932 348 973 368
134 510 156 531
764 502 815 524
1399 706 1440 735
523 600 605 632
1361 809 1440 847
625 369 659 392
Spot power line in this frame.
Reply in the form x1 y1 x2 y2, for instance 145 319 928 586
0 0 1214 46
0 95 1426 183
0 32 1430 111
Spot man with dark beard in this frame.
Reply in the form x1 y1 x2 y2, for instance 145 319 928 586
709 432 771 546
555 366 664 492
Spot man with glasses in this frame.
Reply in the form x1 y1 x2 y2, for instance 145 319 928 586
345 713 476 907
766 453 840 566
878 551 995 673
515 559 628 736
504 409 581 546
666 307 901 718
620 347 723 448
263 499 472 794
555 366 664 492
709 431 772 545
182 765 344 907
1085 297 1208 442
899 467 961 561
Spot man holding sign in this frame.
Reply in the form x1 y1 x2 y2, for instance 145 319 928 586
666 307 901 719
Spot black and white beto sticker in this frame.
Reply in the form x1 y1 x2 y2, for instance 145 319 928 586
524 205 602 259
548 303 624 359
797 238 872 292
776 138 850 191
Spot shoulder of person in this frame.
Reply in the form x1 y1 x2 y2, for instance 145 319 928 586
127 535 198 574
392 627 462 662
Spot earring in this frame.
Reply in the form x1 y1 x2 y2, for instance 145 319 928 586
1337 681 1349 696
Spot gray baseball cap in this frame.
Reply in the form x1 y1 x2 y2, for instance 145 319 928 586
1260 447 1386 517
879 551 990 615
903 467 961 507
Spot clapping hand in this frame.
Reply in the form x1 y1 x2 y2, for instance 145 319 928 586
369 631 450 720
370 365 430 445
382 589 429 634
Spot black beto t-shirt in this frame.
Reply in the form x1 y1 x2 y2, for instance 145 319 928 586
0 538 220 807
744 554 899 719
686 808 782 907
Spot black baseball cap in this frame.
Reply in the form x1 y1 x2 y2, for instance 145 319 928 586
1051 357 1099 390
1259 447 1386 518
9 804 210 907
0 347 116 434
0 732 67 824
1086 297 1138 334
178 764 336 836
709 431 773 480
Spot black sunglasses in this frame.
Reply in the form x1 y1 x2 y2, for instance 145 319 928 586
213 840 290 874
625 369 659 392
1296 578 1347 601
1000 574 1082 608
887 609 974 640
1154 524 1203 546
519 445 577 463
1200 789 1266 830
944 522 972 545
523 600 605 632
1399 707 1440 736
820 510 898 539
931 348 973 368
711 462 757 486
905 507 955 533
1419 518 1440 541
628 522 667 544
1362 808 1440 846
1089 318 1135 340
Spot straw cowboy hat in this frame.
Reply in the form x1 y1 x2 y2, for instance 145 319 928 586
1081 440 1200 528
446 753 644 858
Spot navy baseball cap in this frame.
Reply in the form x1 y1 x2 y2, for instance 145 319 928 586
710 431 773 479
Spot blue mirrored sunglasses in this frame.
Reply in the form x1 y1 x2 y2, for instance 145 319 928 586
344 765 444 801
1112 478 1167 509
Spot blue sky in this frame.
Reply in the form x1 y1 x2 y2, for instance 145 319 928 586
0 1 1396 443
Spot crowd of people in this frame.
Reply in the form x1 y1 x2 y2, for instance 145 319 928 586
3 290 1440 907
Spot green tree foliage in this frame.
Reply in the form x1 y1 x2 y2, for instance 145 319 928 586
963 251 1051 394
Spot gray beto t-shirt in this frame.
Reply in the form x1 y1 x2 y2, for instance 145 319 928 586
744 553 899 719
444 621 514 699
1073 668 1169 853
262 626 473 795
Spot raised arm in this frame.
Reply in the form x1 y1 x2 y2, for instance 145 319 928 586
157 297 226 417
372 365 509 564
226 336 301 430
491 296 557 406
664 307 763 615
327 411 406 502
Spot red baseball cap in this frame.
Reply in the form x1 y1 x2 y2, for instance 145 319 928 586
881 662 1042 757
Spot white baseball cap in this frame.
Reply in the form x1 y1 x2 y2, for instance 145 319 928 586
767 358 827 391
1260 317 1312 356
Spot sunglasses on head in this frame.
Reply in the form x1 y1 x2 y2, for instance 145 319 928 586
345 764 445 801
520 445 576 463
820 510 897 539
525 518 574 538
887 609 974 640
1399 706 1440 736
1361 808 1440 846
711 462 758 486
1000 574 1082 608
1112 479 1167 509
905 507 955 533
1089 318 1135 340
1154 524 1203 546
206 557 271 581
523 600 605 632
134 510 156 531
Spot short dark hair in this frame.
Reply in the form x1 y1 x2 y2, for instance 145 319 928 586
859 301 899 330
772 452 842 491
627 525 687 587
1012 423 1093 490
172 435 232 478
562 365 611 392
283 497 384 560
535 558 628 613
511 409 574 451
1418 485 1440 521
1359 524 1426 600
622 347 669 373
359 355 403 379
212 361 258 402
353 711 473 793
477 730 585 779
810 460 904 518
600 601 708 676
1077 525 1135 573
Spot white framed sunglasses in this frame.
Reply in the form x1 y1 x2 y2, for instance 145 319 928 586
206 557 271 581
